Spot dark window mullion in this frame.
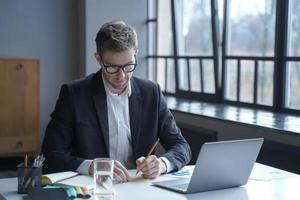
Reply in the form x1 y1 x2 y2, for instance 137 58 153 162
211 0 220 98
237 59 241 101
254 60 258 104
187 58 191 91
226 56 273 60
200 58 204 92
286 57 300 62
274 0 289 110
171 0 179 92
221 0 229 100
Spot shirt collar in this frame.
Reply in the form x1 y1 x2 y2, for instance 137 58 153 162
101 72 132 97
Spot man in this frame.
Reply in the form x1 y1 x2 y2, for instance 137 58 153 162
42 20 191 183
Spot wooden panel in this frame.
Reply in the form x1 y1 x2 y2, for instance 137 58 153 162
0 59 39 155
0 60 25 136
0 136 38 154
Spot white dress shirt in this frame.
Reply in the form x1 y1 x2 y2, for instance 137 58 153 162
77 73 174 175
103 75 135 169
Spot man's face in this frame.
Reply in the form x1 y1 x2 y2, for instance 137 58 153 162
95 49 136 94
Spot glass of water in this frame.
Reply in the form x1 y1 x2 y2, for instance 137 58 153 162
93 158 114 196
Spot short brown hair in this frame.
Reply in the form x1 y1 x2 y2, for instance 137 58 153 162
95 20 138 55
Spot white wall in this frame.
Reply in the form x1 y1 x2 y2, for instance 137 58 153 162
0 0 79 141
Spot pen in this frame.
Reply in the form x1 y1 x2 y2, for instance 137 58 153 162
24 154 28 167
136 138 160 175
23 154 30 190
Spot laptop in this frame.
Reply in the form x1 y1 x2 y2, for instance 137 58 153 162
153 138 264 194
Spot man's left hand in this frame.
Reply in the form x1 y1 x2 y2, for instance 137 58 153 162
136 155 167 179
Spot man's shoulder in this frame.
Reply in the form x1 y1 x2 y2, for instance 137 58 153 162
57 73 100 99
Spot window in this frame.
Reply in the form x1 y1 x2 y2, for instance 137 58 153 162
147 0 175 93
176 0 213 56
176 0 216 94
147 0 300 114
147 0 220 100
285 0 300 110
224 0 276 107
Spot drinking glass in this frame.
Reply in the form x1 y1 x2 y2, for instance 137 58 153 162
93 158 114 196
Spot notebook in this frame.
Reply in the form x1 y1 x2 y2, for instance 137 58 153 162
153 138 264 194
42 171 94 189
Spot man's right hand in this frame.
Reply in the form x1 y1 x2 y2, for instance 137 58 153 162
89 159 130 184
113 160 131 183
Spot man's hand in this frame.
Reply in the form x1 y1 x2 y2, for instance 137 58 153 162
113 160 130 183
136 155 167 179
89 160 130 184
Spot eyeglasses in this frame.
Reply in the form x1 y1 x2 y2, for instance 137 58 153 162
100 55 137 74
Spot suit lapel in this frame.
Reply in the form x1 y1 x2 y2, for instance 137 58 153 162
92 70 110 156
129 78 142 159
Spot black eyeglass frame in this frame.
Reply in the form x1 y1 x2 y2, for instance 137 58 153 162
100 54 138 74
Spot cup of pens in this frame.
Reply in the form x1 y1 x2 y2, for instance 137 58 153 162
17 155 44 194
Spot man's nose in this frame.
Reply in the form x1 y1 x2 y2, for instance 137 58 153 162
116 68 126 78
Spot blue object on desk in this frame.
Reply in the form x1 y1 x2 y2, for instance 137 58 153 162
44 185 76 199
172 168 190 176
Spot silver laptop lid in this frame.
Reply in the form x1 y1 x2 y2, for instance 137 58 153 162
187 138 264 193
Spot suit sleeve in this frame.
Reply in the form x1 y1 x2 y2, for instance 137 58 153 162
42 84 84 173
156 84 192 171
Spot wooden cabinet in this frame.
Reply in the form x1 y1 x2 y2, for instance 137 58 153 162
0 59 39 156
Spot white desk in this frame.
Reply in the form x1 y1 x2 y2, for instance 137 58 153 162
0 163 300 200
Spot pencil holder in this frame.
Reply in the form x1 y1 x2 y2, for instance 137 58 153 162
17 163 42 194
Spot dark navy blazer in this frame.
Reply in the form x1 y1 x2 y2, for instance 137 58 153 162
42 70 191 173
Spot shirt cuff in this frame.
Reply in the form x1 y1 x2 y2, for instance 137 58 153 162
160 157 175 173
77 160 93 175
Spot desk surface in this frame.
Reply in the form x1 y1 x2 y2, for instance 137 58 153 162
0 163 300 200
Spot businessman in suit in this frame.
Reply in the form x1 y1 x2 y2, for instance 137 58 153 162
42 20 191 183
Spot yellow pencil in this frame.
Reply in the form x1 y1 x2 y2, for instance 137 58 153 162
24 154 28 167
136 138 160 175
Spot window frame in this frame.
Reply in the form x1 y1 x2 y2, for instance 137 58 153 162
146 0 300 115
221 0 278 110
147 0 221 101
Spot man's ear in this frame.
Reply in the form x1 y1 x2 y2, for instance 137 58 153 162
94 53 101 65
